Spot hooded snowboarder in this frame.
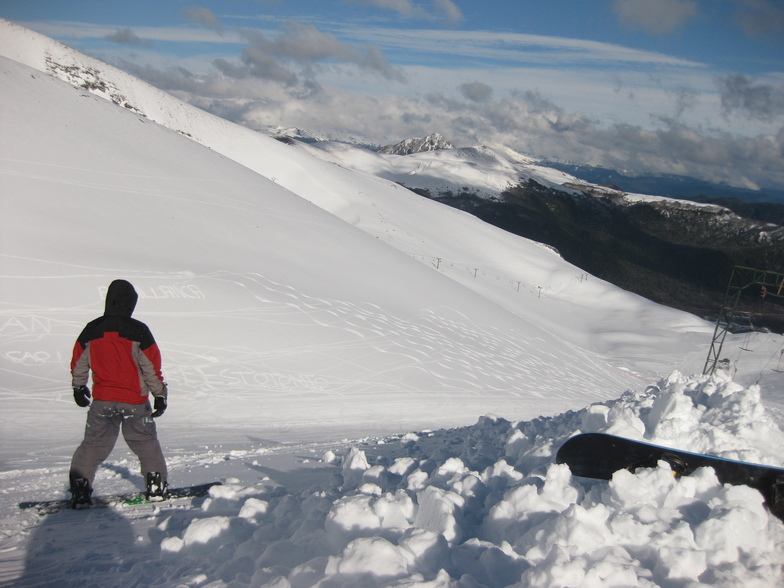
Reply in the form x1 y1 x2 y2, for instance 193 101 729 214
69 279 168 507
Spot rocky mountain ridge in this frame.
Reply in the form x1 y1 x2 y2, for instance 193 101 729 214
378 132 454 155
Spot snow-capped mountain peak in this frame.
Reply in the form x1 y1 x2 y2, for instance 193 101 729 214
378 132 454 155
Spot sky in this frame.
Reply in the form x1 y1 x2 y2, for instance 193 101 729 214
2 0 784 191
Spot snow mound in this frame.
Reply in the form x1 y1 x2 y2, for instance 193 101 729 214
132 373 784 586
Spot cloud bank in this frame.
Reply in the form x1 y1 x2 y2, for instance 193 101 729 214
208 21 406 86
125 56 783 191
107 8 781 191
719 73 784 122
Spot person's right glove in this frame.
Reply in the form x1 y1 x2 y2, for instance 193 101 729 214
151 395 167 418
73 385 91 407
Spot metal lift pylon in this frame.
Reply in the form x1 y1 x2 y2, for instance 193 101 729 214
703 266 784 376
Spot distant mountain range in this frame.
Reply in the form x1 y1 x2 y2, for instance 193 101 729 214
543 162 784 223
543 162 784 205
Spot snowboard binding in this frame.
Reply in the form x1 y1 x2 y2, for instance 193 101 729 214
146 472 169 501
772 475 784 521
625 452 691 478
70 477 93 509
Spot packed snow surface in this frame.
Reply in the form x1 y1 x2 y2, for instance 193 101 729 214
1 19 784 587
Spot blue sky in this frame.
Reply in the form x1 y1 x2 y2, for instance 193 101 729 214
2 0 784 190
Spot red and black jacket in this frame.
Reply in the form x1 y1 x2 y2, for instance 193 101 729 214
71 280 166 404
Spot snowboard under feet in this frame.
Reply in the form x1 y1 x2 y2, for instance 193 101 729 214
19 481 222 516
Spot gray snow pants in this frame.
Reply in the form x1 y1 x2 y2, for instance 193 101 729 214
69 400 167 487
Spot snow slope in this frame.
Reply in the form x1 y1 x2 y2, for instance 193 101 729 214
0 53 661 451
0 18 717 445
1 19 784 587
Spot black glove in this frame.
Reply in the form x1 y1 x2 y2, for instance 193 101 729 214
73 385 91 407
151 395 167 418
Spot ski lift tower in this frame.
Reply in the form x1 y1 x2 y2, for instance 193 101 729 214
703 265 784 375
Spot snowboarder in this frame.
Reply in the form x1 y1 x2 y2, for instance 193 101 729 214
68 279 169 507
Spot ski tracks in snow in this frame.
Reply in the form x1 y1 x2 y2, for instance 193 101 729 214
1 265 636 467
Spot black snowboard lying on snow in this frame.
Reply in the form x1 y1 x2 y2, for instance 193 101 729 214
19 481 222 516
556 432 784 521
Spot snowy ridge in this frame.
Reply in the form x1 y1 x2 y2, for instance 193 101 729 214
332 140 744 218
1 18 784 586
379 133 455 155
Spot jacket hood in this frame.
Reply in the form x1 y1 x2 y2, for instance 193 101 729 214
104 280 138 317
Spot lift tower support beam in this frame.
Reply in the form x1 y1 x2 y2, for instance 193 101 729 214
703 266 784 375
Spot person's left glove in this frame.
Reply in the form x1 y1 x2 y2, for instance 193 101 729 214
73 385 91 407
151 395 167 418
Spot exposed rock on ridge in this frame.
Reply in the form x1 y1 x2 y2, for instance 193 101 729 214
379 133 454 155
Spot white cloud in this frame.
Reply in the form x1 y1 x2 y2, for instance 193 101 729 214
215 23 406 83
718 73 784 121
20 20 243 44
459 82 493 103
183 6 224 34
350 0 417 17
731 0 784 39
612 0 699 34
22 18 705 71
104 28 153 48
432 0 463 25
337 26 705 69
347 0 463 24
